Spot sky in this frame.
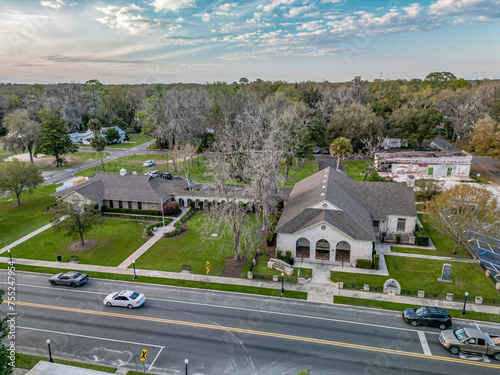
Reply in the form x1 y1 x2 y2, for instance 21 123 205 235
0 0 499 84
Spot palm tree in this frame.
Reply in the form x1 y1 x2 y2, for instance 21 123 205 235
330 137 353 171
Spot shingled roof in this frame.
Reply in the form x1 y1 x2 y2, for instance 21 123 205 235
275 167 417 240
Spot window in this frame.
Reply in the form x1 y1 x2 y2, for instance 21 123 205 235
397 218 406 232
373 221 379 228
109 200 114 208
477 338 486 346
128 201 132 210
118 201 123 209
138 202 142 210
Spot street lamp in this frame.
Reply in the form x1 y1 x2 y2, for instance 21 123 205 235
461 292 469 316
281 272 285 296
185 359 189 375
46 339 54 362
133 260 137 280
7 249 13 265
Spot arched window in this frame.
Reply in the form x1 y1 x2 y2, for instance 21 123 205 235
315 239 330 260
335 241 351 262
296 238 310 259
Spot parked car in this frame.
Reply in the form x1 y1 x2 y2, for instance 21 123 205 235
402 306 452 330
439 327 500 360
143 160 155 167
103 290 146 309
160 172 172 180
323 148 330 154
313 147 320 154
147 170 158 178
49 271 89 287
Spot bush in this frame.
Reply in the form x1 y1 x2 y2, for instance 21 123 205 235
381 232 387 242
163 201 180 215
277 251 292 264
356 259 372 269
180 206 196 223
373 255 379 270
101 206 161 216
396 234 401 244
102 213 160 220
415 227 430 246
145 219 174 236
163 221 184 238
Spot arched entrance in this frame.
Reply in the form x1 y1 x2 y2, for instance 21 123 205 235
178 198 185 207
315 239 330 260
296 238 310 259
335 241 351 262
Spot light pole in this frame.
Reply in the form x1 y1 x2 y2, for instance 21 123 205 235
7 249 13 265
47 339 54 362
281 272 285 296
461 292 469 315
133 260 137 280
185 359 189 375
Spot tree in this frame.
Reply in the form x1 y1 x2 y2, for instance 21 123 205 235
470 116 499 155
177 143 198 190
103 127 120 144
0 159 44 205
84 79 108 118
424 184 499 255
2 109 41 163
0 290 14 375
35 110 78 167
50 194 103 246
330 137 353 171
424 72 457 91
414 180 443 202
86 119 106 170
391 107 441 147
359 136 385 181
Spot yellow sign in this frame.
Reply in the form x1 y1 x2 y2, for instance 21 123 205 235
206 261 210 269
140 349 148 362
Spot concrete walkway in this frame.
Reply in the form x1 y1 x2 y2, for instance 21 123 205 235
117 208 188 269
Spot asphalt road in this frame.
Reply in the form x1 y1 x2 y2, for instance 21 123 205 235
2 271 500 374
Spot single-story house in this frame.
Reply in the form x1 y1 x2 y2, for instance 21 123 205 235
69 126 126 145
275 167 417 266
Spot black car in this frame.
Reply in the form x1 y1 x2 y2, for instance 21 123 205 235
160 172 172 180
403 306 452 330
322 148 330 154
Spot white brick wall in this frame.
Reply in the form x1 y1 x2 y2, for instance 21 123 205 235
386 215 417 233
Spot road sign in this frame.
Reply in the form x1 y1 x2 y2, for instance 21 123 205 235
206 261 210 270
140 349 148 362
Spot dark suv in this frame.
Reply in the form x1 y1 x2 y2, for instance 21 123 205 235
403 306 452 330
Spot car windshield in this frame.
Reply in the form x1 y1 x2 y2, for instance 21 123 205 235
415 307 426 316
74 273 81 277
130 292 140 300
454 328 469 341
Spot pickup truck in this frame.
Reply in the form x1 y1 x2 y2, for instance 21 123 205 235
439 327 500 360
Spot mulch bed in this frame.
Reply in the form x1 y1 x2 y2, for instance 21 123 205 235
221 266 242 278
69 239 97 251
224 255 248 267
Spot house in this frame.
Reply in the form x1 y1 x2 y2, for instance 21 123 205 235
275 167 417 266
384 137 408 149
69 126 126 145
374 150 472 179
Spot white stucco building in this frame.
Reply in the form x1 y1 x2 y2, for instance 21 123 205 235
69 126 126 145
275 167 417 266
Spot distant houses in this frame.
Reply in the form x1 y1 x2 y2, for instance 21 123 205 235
69 126 125 145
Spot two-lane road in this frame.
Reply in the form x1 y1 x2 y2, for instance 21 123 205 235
1 270 500 374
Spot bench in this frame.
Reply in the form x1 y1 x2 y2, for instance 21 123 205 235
181 264 191 273
69 255 80 264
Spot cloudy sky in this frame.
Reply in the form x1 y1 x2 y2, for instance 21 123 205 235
1 0 499 84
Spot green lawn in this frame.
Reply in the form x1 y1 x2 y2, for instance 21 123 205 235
105 133 154 148
39 151 110 171
334 296 500 324
332 256 499 299
280 161 319 187
252 253 313 279
8 219 148 266
135 212 256 276
0 184 60 249
15 353 116 372
74 154 171 177
342 160 387 181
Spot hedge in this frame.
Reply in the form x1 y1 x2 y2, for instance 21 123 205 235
415 227 430 246
356 259 372 269
373 254 380 270
145 219 173 236
102 206 161 216
180 206 196 223
277 251 292 264
163 221 184 238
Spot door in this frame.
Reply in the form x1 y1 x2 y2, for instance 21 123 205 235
59 276 70 286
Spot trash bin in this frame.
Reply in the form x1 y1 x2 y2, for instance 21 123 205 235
56 254 62 262
290 257 294 266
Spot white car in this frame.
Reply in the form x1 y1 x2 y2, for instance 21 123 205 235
143 160 155 167
103 290 146 309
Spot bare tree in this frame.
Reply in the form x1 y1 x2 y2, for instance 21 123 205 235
177 143 198 190
360 136 384 180
2 109 41 163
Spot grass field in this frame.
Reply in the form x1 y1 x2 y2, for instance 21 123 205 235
105 133 154 148
8 219 148 266
0 184 60 249
342 160 370 180
15 353 116 372
74 154 171 177
417 213 468 257
37 151 110 171
332 256 499 299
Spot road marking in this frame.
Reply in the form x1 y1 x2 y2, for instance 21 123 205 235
17 326 165 348
418 331 432 356
460 353 491 363
148 346 163 371
11 300 500 370
474 323 481 330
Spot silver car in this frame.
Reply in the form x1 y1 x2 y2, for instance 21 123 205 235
103 290 146 309
49 271 89 287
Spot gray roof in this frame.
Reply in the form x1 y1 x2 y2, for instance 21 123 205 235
275 167 417 240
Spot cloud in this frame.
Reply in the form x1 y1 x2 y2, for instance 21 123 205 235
286 5 314 18
40 0 66 9
197 3 238 22
297 20 324 31
149 0 196 13
95 4 160 35
429 0 500 17
258 0 296 14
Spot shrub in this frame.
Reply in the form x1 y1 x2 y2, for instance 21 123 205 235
163 201 180 215
381 232 387 242
373 254 380 270
415 227 430 246
396 234 401 244
356 259 372 269
163 221 184 238
277 251 292 264
180 206 196 223
101 206 161 216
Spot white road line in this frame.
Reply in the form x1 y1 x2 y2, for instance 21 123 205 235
0 281 440 335
17 326 165 349
418 331 432 356
148 346 163 371
475 323 481 330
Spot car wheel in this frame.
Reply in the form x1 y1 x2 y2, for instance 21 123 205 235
70 283 77 288
493 352 500 361
439 324 447 330
49 281 56 286
449 346 460 355
410 320 418 327
127 304 133 309
106 302 112 307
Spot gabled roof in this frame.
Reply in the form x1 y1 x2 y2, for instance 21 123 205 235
275 167 417 240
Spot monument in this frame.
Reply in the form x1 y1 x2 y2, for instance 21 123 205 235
438 263 453 283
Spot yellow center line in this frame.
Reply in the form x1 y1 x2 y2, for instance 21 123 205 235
11 300 500 369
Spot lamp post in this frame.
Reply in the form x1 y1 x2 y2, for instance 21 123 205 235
461 292 469 316
47 339 54 362
7 249 13 266
133 260 137 280
185 359 189 375
281 272 285 296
